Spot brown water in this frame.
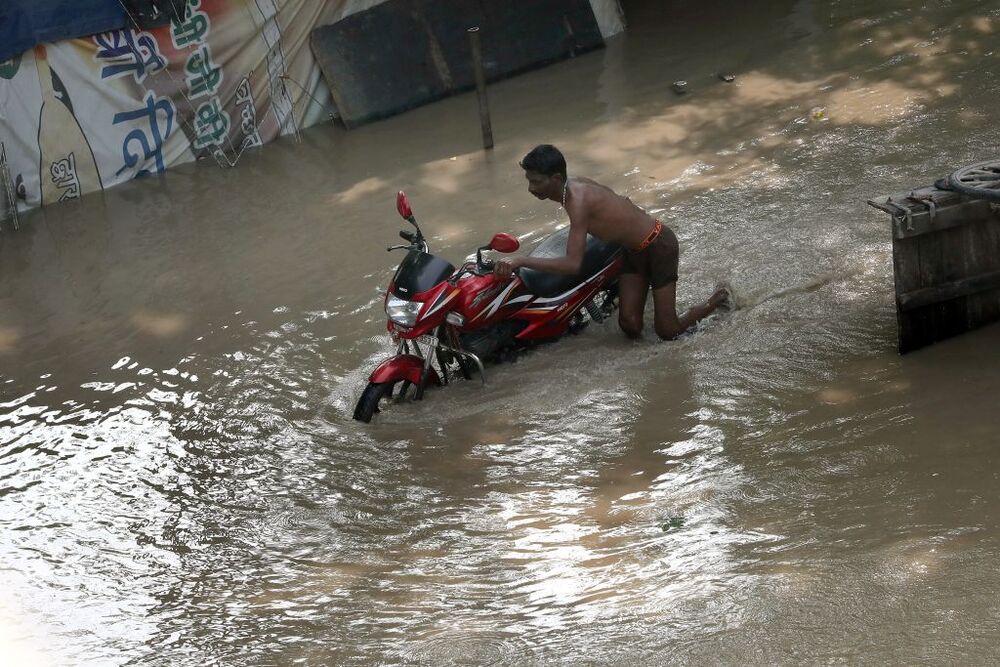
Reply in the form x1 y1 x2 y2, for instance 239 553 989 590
3 0 1000 664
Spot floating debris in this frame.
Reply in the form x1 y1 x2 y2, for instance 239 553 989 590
671 80 688 95
661 516 686 532
719 72 736 82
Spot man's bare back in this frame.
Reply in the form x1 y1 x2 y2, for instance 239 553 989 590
566 176 659 250
495 144 730 340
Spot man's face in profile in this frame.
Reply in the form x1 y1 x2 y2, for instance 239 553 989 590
524 170 555 200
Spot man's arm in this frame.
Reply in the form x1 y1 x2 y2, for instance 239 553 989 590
495 222 587 277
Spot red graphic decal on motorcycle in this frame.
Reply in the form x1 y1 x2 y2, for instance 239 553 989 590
522 271 607 317
473 281 520 321
423 288 460 320
470 284 503 309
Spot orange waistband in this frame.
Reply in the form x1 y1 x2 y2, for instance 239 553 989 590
633 220 663 252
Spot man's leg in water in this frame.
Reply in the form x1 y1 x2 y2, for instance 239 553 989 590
651 282 729 340
617 273 650 339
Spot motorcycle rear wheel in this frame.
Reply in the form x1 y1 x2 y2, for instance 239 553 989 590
353 381 395 423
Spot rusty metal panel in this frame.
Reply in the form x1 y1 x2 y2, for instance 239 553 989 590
310 0 604 128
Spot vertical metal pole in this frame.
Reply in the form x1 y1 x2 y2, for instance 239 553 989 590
1 142 7 232
0 142 19 231
467 27 494 150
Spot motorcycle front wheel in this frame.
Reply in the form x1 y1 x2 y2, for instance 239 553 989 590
353 381 401 423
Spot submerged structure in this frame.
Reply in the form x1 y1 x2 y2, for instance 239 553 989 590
869 160 1000 353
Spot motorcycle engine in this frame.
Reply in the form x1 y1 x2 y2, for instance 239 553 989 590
459 322 523 362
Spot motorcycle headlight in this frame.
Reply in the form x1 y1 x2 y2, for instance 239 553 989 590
386 295 422 327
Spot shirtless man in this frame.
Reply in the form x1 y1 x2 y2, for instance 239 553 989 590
494 144 729 340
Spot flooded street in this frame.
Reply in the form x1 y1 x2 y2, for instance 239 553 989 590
3 0 1000 663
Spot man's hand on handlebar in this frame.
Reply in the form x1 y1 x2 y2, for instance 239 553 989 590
493 256 526 279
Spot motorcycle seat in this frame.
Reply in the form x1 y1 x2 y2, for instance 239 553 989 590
518 226 621 298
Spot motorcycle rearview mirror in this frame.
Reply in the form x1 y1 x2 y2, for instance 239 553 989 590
488 233 519 253
396 191 413 221
395 190 424 240
476 232 520 269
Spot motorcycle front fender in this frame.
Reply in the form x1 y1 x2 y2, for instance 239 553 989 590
369 354 441 386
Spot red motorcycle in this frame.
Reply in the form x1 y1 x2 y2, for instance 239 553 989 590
353 191 622 422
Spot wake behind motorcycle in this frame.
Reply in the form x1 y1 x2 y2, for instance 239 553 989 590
353 191 622 423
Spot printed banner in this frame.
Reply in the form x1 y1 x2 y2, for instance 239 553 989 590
0 0 621 213
0 0 350 211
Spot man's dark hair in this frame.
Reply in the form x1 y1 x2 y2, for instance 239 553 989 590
520 144 567 179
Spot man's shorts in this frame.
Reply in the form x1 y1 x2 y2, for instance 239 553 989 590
620 226 679 290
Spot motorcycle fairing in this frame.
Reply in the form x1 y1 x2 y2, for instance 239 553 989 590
469 279 522 322
449 253 622 337
513 259 621 339
421 285 461 320
386 280 459 338
520 268 609 311
391 250 456 299
450 273 529 329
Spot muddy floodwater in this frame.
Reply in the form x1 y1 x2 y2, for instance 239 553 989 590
3 0 1000 664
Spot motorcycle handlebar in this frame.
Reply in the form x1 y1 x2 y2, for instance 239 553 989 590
386 236 429 253
450 260 495 283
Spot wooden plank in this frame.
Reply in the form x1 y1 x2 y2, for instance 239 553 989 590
963 216 1000 327
890 199 992 239
897 269 1000 311
929 224 973 344
892 235 924 353
870 186 963 207
915 230 946 349
876 183 1000 353
899 219 959 352
960 210 986 327
868 188 992 239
